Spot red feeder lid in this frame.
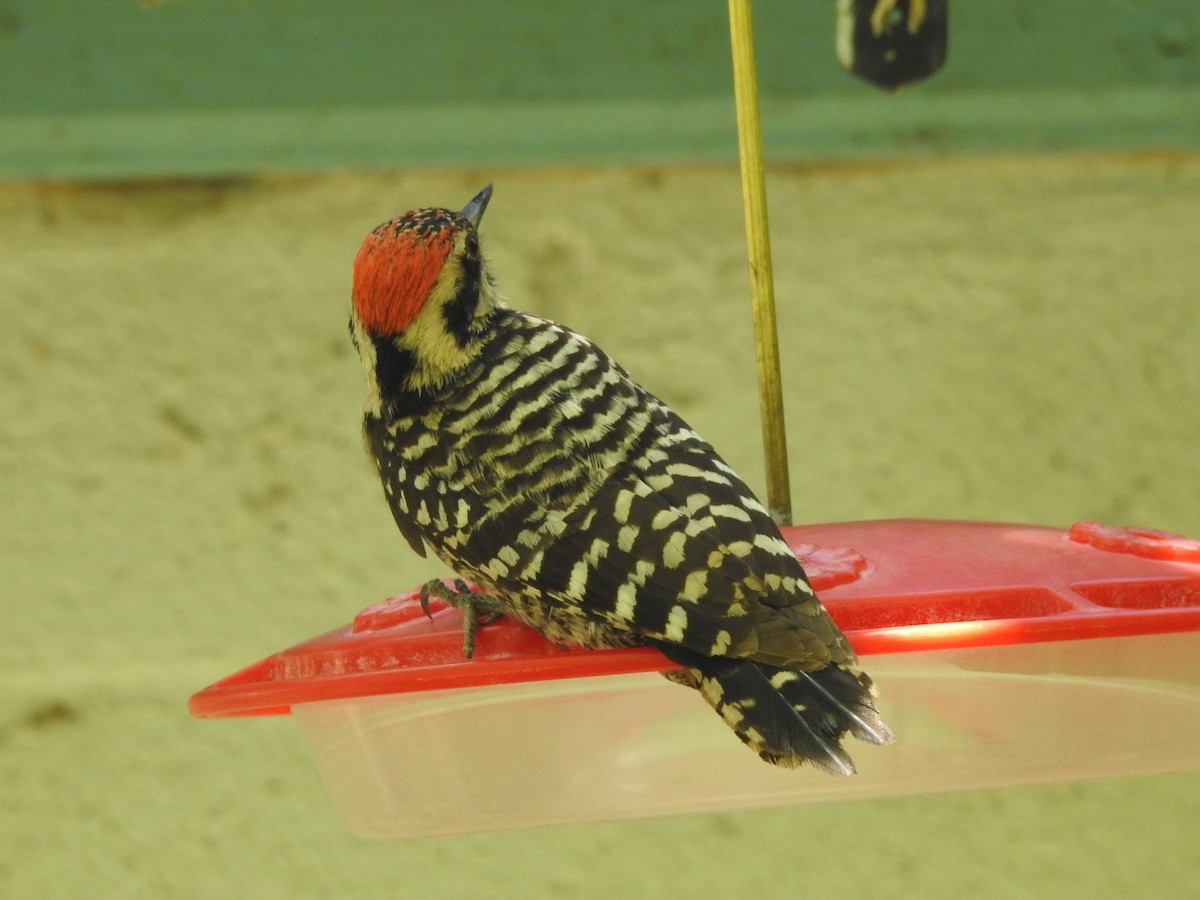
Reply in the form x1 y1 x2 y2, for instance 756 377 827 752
190 519 1200 719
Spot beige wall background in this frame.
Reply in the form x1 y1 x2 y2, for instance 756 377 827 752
2 153 1199 897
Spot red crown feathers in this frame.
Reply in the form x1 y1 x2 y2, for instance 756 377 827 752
352 209 465 335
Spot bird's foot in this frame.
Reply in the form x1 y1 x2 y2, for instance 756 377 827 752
418 578 506 658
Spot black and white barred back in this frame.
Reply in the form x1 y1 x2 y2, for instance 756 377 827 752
350 186 894 774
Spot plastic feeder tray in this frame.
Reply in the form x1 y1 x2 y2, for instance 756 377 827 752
190 519 1200 838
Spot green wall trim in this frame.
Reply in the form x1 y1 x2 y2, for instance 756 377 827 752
2 0 1197 178
4 87 1198 181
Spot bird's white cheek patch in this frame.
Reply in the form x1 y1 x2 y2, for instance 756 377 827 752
352 318 384 417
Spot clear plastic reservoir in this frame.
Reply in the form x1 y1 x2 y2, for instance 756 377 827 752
191 519 1200 837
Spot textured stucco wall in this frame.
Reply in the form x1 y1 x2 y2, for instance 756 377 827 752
2 153 1199 897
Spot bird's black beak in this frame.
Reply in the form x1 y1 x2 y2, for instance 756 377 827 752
460 184 493 229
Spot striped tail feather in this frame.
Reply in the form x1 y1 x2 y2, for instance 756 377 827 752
656 644 896 775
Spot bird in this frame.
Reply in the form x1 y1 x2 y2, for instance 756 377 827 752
348 184 894 774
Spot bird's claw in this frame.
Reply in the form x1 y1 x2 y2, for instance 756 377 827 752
417 578 506 658
419 577 469 619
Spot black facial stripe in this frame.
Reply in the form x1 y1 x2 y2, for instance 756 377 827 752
442 244 482 347
371 335 434 417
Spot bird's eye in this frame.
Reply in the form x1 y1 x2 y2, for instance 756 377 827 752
465 233 479 255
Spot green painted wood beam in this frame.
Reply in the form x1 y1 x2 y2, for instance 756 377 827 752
2 1 1197 179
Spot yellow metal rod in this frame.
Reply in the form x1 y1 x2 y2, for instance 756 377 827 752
727 0 792 526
